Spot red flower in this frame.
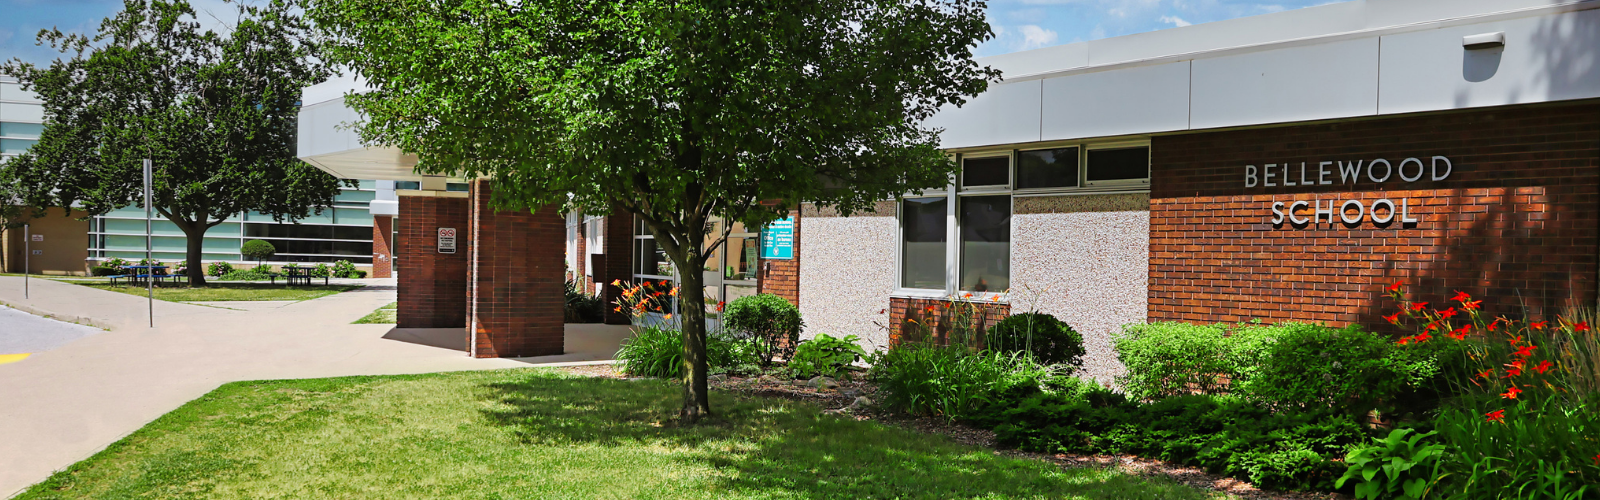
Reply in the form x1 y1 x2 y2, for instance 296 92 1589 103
1413 331 1432 343
1534 360 1554 374
1387 281 1404 293
1451 290 1472 302
1448 325 1470 340
1437 307 1457 319
1462 300 1483 311
1396 336 1412 345
1504 360 1525 377
1476 368 1495 379
1410 302 1429 312
1575 321 1591 332
1513 345 1537 358
1383 312 1401 324
1502 386 1522 400
1485 409 1506 423
1531 320 1548 330
1488 319 1501 332
1424 321 1439 331
1507 335 1523 345
1593 454 1600 466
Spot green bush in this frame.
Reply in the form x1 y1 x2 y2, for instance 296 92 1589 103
1336 428 1447 500
563 278 604 323
614 326 756 378
332 260 360 278
789 333 867 379
90 266 120 276
870 344 1052 421
721 293 803 367
987 312 1086 368
1114 322 1232 401
241 239 276 264
1229 322 1464 416
310 263 331 278
207 261 235 277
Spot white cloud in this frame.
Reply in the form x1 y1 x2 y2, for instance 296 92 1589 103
1017 25 1059 50
1158 15 1192 27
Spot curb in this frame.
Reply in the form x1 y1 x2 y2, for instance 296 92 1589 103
0 299 116 331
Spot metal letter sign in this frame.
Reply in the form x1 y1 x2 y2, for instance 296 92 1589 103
759 217 794 260
437 227 457 254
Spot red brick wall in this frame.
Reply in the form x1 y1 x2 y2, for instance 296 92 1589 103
887 296 1010 346
467 181 566 358
602 211 634 325
397 196 469 328
1149 103 1600 328
371 215 393 278
757 214 800 306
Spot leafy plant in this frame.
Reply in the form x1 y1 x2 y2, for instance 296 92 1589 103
722 293 803 367
331 260 360 279
987 312 1085 368
1336 428 1447 499
1429 395 1598 500
563 278 604 323
241 240 276 266
1228 322 1460 416
206 261 234 277
309 263 331 278
1114 322 1232 401
615 326 754 378
789 333 866 379
871 344 1052 421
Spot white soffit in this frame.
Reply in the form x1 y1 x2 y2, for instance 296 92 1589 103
1040 61 1190 141
1190 37 1381 130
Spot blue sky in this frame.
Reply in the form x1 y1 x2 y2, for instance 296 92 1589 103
2 0 1350 65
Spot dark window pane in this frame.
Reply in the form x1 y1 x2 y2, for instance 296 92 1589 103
1087 147 1149 182
395 181 421 190
1016 147 1079 189
332 226 371 240
961 157 1009 188
445 182 470 192
901 197 947 289
959 196 1009 292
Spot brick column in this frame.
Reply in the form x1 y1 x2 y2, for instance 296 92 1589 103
758 213 801 306
397 196 469 328
371 215 394 278
602 211 634 325
467 180 566 358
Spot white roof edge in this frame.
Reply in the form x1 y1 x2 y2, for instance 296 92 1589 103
301 72 372 107
984 0 1600 82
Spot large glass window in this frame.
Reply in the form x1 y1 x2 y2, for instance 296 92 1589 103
1016 147 1079 189
1086 146 1150 183
961 156 1009 188
959 196 1010 292
901 197 948 290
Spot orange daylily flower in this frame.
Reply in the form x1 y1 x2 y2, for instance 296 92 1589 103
1451 290 1471 302
1383 312 1402 324
1396 336 1412 346
1502 386 1522 400
1506 335 1522 345
1476 368 1496 379
1513 345 1537 358
1413 331 1432 343
1534 360 1554 374
1530 320 1548 330
1504 360 1525 377
1409 302 1429 311
1387 281 1404 293
1576 321 1591 332
1437 307 1457 319
1488 319 1501 332
1461 300 1483 310
1485 409 1506 423
1448 325 1470 340
664 313 674 320
1593 454 1600 466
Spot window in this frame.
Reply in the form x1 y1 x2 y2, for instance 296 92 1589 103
897 142 1147 295
1086 146 1150 184
395 181 421 190
1016 147 1078 189
900 197 947 290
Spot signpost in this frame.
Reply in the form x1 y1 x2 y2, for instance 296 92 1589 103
144 159 153 328
437 227 457 254
22 224 28 299
759 217 794 260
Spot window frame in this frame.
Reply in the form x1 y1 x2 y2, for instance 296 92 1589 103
893 139 1151 299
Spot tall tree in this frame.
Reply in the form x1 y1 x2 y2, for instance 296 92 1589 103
0 0 348 285
310 0 996 420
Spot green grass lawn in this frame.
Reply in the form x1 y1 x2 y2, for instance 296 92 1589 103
74 282 361 302
353 302 398 324
18 369 1228 500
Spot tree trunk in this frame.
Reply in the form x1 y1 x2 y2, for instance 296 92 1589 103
177 221 208 287
677 261 712 421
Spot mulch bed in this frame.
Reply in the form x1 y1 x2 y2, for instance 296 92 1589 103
558 365 1347 500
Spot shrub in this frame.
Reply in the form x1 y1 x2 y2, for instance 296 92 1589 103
788 333 867 379
309 263 331 278
1336 428 1447 500
207 261 235 277
331 260 360 278
1229 322 1459 416
987 312 1085 368
870 344 1052 421
564 278 604 323
721 293 803 366
103 257 131 269
90 266 120 276
614 326 755 378
241 239 276 265
1114 322 1231 401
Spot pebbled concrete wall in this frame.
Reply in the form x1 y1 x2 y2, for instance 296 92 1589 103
1009 193 1150 384
797 202 898 351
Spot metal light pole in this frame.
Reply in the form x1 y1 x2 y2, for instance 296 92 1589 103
22 223 29 299
144 159 153 328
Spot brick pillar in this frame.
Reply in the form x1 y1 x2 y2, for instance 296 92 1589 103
573 214 588 293
602 211 634 325
757 213 800 306
371 215 394 278
397 196 469 328
467 180 565 358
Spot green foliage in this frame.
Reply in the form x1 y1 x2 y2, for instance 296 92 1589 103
1228 322 1462 416
241 240 276 263
870 345 1053 421
564 278 604 323
1336 428 1447 500
615 327 756 379
219 265 275 282
90 266 120 276
309 263 332 278
1114 322 1232 401
722 294 804 366
206 261 234 277
1429 395 1598 500
789 334 867 379
0 0 350 287
331 260 360 278
987 312 1086 368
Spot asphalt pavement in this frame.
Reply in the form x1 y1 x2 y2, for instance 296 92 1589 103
0 304 102 355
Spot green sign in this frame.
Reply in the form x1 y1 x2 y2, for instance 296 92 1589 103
760 217 794 260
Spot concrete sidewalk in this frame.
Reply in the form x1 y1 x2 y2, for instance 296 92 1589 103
0 276 631 497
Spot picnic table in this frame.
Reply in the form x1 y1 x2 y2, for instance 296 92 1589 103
274 266 329 286
109 265 188 287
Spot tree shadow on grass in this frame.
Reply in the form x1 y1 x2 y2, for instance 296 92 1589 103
479 372 1213 500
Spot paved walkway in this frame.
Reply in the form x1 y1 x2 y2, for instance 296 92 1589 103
0 277 632 497
0 305 102 360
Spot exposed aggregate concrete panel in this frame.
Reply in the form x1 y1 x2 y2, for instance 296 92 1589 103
797 215 899 351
